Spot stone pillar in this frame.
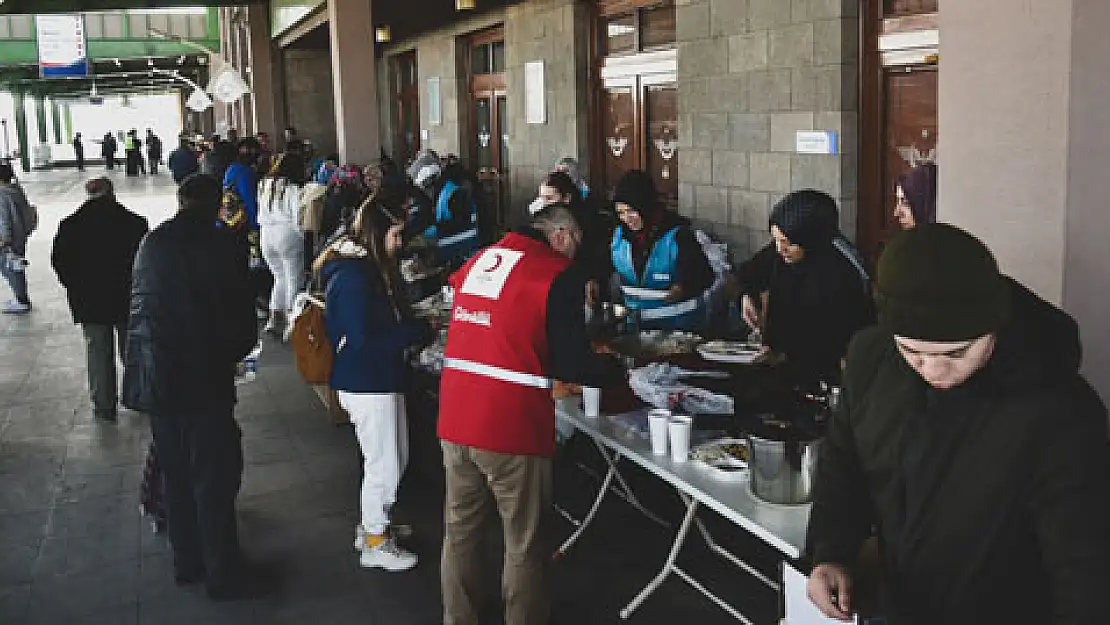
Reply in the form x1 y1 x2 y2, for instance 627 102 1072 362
327 0 379 164
940 0 1110 401
247 5 285 140
675 0 860 260
33 95 48 145
13 92 29 172
49 98 62 145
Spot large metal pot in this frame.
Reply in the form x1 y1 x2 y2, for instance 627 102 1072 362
746 421 822 505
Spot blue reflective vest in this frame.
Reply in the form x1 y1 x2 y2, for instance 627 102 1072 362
424 180 479 265
611 225 704 331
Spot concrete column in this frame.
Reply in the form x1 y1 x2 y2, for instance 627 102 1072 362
247 6 285 141
33 95 47 145
327 0 379 163
50 98 62 145
13 93 29 172
940 0 1110 402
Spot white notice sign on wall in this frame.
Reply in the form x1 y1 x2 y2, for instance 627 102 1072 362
525 61 546 125
795 131 839 155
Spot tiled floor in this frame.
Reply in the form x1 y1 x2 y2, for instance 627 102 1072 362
0 168 787 624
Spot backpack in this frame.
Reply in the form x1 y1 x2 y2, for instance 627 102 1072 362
289 300 333 384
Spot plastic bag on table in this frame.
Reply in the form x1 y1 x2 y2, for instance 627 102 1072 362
628 362 733 415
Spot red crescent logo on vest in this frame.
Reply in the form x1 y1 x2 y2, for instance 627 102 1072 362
484 253 504 273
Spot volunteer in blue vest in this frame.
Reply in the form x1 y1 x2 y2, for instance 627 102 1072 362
610 170 714 331
438 205 625 625
412 160 480 269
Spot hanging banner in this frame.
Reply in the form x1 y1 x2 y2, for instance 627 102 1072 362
36 14 88 78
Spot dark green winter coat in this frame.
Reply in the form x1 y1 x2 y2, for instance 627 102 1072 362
806 278 1110 625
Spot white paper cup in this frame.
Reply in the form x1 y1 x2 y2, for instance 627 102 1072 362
668 415 694 463
647 409 672 456
582 387 601 417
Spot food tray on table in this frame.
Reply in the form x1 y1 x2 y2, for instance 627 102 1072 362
697 340 766 365
690 438 749 482
609 330 703 361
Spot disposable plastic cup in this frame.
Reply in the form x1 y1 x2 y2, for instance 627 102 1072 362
648 409 672 456
668 415 694 463
582 387 601 417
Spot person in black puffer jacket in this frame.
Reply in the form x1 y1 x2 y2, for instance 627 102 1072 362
122 173 257 601
51 177 149 421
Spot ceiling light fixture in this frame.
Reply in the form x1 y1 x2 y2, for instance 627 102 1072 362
456 0 476 10
374 25 392 43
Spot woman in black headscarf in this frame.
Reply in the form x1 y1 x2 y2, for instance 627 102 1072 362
735 189 874 385
893 162 938 230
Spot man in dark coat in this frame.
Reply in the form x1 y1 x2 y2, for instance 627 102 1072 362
101 132 117 170
122 174 257 600
167 135 199 185
146 129 163 175
806 223 1110 624
72 132 85 171
51 178 148 421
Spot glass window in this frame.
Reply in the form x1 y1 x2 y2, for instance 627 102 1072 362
640 2 676 49
491 41 506 74
471 43 491 75
84 15 103 39
188 14 207 39
604 13 636 55
103 14 124 38
885 0 939 16
0 18 13 39
10 15 31 39
129 14 149 38
148 14 170 36
169 15 190 38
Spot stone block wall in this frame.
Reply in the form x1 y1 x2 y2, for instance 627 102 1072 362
675 0 859 262
504 0 591 224
284 48 338 157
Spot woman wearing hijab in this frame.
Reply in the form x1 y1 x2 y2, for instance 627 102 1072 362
735 189 874 385
893 162 938 230
316 194 432 572
529 171 614 294
610 170 714 330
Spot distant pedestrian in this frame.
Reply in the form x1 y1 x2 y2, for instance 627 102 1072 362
51 178 149 422
146 129 163 176
101 132 117 170
0 162 34 314
125 129 143 176
167 135 199 185
123 173 257 601
72 132 85 171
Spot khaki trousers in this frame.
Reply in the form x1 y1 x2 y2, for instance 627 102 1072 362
441 441 553 625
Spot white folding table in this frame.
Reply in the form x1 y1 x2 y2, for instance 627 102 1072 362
555 400 811 624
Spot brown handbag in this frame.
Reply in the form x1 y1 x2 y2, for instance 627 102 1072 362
289 302 333 384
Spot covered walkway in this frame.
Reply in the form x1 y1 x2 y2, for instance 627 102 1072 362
0 169 781 624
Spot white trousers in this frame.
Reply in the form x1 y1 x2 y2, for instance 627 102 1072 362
260 223 304 314
337 391 409 536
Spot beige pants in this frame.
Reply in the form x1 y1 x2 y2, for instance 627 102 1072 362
440 441 553 625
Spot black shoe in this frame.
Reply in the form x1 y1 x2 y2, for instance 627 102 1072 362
174 568 205 586
94 409 117 422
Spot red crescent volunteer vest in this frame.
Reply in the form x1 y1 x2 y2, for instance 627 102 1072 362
437 233 571 457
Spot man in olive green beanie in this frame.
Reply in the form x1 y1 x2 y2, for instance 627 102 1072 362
807 223 1110 624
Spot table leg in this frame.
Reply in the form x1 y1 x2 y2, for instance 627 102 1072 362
554 451 621 558
694 517 780 591
592 441 671 529
619 495 700 619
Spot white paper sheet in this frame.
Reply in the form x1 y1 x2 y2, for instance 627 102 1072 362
783 564 859 625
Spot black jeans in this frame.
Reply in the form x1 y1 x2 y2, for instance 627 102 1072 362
150 407 244 585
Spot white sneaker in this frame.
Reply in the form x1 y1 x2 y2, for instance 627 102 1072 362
354 524 414 550
359 536 418 571
2 300 30 315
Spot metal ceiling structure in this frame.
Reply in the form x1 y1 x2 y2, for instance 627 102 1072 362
0 0 260 13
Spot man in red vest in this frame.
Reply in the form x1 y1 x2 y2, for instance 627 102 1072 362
438 205 625 625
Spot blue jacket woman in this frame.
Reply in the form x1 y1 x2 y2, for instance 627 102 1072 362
610 170 714 331
316 195 430 571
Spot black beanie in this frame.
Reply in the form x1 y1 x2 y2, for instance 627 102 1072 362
612 170 659 217
875 223 1011 341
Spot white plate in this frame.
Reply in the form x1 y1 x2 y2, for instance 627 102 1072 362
697 341 765 364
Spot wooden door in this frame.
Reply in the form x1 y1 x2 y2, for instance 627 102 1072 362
602 81 638 198
644 82 678 202
882 67 937 232
390 51 420 166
